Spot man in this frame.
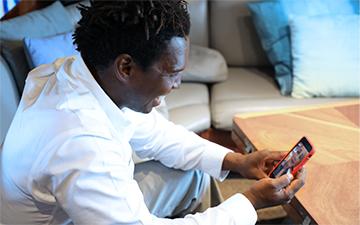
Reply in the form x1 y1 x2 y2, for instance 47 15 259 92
0 1 305 224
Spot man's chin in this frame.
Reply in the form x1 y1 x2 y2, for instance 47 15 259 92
141 107 153 114
124 102 155 114
127 105 153 114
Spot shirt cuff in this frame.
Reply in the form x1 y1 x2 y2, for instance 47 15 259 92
200 141 232 181
219 193 258 225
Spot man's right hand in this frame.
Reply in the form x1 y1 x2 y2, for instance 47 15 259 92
243 168 306 209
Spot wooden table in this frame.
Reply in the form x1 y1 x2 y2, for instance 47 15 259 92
232 100 360 225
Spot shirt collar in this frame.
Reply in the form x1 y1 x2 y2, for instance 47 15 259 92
70 55 132 132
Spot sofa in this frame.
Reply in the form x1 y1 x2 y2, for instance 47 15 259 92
1 0 358 146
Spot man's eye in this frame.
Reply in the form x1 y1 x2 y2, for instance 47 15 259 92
162 72 178 78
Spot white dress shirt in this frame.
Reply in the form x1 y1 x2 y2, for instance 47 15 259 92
0 56 257 225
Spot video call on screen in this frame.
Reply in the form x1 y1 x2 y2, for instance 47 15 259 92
272 142 309 178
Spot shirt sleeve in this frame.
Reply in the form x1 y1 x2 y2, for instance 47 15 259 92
46 134 257 225
129 109 232 180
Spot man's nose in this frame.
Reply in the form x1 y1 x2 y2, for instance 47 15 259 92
172 74 182 89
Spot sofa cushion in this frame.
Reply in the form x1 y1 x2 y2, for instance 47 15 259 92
209 0 269 66
65 0 91 26
247 0 357 96
211 67 354 130
352 0 360 13
0 55 19 144
181 45 228 83
169 105 210 133
166 83 209 110
1 41 30 94
0 1 73 40
211 68 279 103
247 1 291 96
23 31 78 68
166 83 210 132
0 1 74 93
187 0 209 47
290 15 360 98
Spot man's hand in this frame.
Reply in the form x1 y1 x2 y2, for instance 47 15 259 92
243 168 306 209
222 151 285 179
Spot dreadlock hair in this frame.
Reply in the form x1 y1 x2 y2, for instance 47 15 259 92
73 0 190 71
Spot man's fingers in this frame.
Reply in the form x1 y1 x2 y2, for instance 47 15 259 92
283 169 306 201
265 151 286 161
257 170 268 179
271 174 293 190
295 167 307 180
276 168 307 203
288 168 306 192
284 178 303 200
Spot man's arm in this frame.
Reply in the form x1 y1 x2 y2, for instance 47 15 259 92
129 109 232 180
47 134 257 225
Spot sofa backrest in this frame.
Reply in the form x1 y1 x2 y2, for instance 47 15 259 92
0 55 19 144
188 0 209 47
209 0 270 67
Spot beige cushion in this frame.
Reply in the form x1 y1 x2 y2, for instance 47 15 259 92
166 83 209 110
166 83 210 132
211 68 279 102
181 45 228 83
211 67 354 130
169 105 210 133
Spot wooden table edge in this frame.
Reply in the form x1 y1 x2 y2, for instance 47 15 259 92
233 99 360 119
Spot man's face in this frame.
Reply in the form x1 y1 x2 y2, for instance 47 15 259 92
126 37 189 113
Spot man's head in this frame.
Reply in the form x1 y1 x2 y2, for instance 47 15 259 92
73 0 190 113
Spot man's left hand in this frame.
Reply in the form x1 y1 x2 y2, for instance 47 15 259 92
222 151 285 179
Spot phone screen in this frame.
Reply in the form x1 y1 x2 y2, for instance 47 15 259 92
269 137 313 178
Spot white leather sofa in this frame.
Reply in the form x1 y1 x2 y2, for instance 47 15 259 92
173 0 351 131
0 0 354 145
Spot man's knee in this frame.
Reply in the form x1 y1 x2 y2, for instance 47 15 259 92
134 161 210 218
172 170 211 217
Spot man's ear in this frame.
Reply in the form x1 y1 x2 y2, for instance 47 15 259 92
114 54 133 82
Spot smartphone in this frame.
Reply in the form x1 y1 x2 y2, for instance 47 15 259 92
268 136 315 178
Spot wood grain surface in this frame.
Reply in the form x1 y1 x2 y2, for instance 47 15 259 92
232 100 360 224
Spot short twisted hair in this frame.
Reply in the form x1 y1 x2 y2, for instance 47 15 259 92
73 0 190 71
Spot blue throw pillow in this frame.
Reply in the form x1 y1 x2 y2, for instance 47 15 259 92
248 1 291 95
24 32 79 68
0 1 73 40
247 0 357 95
0 1 73 93
290 15 360 98
350 0 360 13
